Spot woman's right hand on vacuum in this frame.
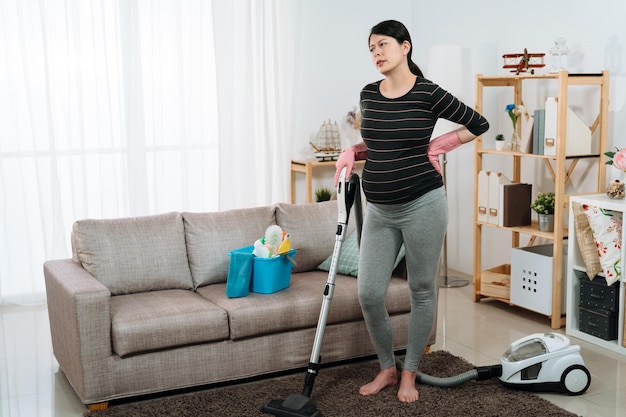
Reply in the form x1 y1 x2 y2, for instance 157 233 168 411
334 142 367 187
334 149 355 187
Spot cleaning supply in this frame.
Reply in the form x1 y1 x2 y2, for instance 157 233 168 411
228 227 297 298
252 239 270 258
276 233 291 256
264 225 284 256
226 250 254 298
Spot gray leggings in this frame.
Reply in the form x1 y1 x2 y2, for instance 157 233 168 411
357 187 448 372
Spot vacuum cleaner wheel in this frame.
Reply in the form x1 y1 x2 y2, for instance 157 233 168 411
560 365 591 395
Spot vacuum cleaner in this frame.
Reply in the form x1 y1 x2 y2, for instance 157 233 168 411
262 169 591 417
405 331 590 396
262 167 359 417
498 332 591 395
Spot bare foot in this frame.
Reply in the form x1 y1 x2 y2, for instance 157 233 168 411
359 366 398 396
397 370 419 403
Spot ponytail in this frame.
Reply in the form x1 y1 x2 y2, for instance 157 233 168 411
408 57 423 77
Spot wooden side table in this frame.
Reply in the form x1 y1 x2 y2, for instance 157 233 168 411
290 159 364 203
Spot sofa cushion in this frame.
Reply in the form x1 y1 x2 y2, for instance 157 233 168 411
110 289 229 357
197 271 410 341
317 232 406 277
183 207 276 288
274 201 356 273
72 212 193 295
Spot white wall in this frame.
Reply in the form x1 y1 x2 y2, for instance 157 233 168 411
291 0 626 275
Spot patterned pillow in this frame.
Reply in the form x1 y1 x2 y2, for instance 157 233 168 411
572 202 602 280
318 232 405 277
582 204 623 285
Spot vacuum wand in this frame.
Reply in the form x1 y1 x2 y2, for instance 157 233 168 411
302 167 357 396
262 167 362 417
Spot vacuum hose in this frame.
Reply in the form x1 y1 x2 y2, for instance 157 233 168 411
416 365 503 387
397 359 503 388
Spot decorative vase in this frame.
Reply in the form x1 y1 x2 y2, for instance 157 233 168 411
510 130 520 152
538 213 555 232
606 179 625 199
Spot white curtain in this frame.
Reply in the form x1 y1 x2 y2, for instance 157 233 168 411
213 0 298 209
0 0 299 304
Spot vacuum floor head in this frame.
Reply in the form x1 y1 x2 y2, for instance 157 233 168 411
262 394 321 417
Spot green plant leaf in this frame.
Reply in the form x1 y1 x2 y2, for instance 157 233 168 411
530 191 555 214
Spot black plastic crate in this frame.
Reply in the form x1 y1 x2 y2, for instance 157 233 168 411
579 306 618 341
577 271 619 313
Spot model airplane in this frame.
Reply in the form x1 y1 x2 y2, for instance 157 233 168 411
503 48 546 74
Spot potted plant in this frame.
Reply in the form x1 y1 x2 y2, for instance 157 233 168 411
604 146 626 199
531 192 555 232
315 187 332 202
495 133 506 151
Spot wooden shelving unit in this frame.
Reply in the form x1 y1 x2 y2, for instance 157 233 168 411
473 70 610 329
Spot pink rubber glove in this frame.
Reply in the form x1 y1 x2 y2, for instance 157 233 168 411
334 142 367 187
427 131 462 175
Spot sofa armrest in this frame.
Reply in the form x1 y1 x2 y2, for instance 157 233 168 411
44 259 114 403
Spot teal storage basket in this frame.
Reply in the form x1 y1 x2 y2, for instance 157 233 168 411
229 246 296 294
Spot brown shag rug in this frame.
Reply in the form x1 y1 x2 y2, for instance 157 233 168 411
84 350 579 417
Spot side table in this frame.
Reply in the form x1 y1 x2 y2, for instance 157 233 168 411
290 159 364 203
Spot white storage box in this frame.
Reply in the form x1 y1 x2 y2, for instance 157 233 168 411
510 244 567 315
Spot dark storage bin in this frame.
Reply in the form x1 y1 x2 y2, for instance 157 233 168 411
577 271 619 313
579 307 618 341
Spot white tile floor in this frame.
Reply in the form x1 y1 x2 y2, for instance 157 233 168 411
1 278 625 416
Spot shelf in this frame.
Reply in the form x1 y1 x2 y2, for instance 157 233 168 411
478 149 558 159
477 72 606 85
477 220 568 240
566 195 626 355
477 73 559 86
473 71 610 330
477 149 602 160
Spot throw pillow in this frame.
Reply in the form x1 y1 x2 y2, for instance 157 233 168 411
274 201 356 273
571 202 602 280
317 232 405 277
582 204 623 286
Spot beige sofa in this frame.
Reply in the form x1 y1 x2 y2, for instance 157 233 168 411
44 201 435 410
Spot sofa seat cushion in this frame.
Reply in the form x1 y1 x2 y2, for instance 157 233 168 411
197 271 410 341
183 208 276 288
71 212 193 295
274 201 357 273
110 289 229 357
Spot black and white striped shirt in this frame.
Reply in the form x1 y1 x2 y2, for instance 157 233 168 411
359 77 489 204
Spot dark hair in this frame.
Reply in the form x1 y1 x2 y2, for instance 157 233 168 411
369 20 423 77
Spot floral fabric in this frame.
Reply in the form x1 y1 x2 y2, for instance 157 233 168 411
572 202 602 280
582 204 623 285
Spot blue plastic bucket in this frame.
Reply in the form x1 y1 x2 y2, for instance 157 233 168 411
228 246 296 294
